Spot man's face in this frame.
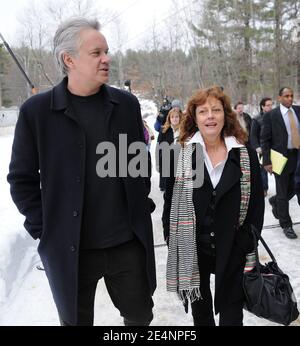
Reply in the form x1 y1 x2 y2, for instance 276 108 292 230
279 88 294 108
66 29 110 87
262 100 273 113
235 104 244 116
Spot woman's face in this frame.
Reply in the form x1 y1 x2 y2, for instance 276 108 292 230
195 96 225 141
170 111 180 127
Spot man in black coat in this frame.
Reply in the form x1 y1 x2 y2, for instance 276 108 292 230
7 18 156 326
261 87 300 239
234 102 252 142
250 97 273 196
295 150 300 194
154 97 172 132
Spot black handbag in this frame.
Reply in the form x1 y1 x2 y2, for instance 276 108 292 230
243 227 299 326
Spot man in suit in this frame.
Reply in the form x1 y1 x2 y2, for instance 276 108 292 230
7 17 156 325
295 150 300 194
261 87 300 239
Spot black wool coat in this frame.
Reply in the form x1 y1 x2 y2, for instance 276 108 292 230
7 78 156 324
162 145 265 314
157 127 175 146
250 113 264 150
157 127 175 171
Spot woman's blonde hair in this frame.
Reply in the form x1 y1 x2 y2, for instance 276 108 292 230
162 108 184 133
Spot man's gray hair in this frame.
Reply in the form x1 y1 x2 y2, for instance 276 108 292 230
53 17 101 76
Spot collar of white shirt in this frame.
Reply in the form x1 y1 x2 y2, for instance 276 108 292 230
187 132 244 188
187 131 244 152
280 103 293 116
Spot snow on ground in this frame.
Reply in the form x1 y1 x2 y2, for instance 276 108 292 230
0 100 300 326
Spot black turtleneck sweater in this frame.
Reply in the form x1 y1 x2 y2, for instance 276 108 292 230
68 88 134 249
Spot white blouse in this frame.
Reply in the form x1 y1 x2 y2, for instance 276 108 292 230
187 132 244 188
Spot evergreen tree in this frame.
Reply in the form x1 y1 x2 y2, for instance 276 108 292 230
0 44 12 107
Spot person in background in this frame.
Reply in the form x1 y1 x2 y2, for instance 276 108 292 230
163 86 264 326
154 97 172 132
295 150 300 194
154 98 182 132
170 99 182 113
143 119 155 151
7 17 156 326
250 97 273 196
261 87 300 239
156 107 183 191
234 101 252 141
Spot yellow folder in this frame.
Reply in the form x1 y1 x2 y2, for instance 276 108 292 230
270 149 288 175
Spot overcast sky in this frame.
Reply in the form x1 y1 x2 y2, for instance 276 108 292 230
0 0 178 50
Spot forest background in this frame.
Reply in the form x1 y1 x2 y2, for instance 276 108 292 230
0 0 299 114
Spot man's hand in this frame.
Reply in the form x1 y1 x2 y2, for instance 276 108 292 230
264 164 273 174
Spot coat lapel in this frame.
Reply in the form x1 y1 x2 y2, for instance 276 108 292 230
101 85 119 140
274 107 288 134
215 148 241 204
51 77 78 123
51 78 119 138
293 105 300 124
192 147 242 204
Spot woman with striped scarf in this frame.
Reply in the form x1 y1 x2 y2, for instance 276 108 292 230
162 86 265 326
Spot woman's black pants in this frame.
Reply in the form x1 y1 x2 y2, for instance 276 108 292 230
191 251 243 326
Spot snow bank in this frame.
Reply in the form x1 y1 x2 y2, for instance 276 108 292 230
0 97 300 326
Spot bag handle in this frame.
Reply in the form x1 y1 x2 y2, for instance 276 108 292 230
251 225 277 271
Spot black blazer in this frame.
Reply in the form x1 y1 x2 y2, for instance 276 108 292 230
157 127 175 172
250 113 263 150
261 105 300 166
7 78 156 324
162 145 264 313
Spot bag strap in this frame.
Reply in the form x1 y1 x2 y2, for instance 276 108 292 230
239 147 251 226
251 226 277 274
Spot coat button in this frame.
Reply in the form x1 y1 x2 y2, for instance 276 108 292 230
76 176 81 183
78 141 84 149
211 244 215 249
70 245 76 252
210 232 215 237
73 210 79 217
212 190 217 196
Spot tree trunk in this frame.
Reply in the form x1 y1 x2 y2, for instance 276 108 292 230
274 0 282 94
0 76 2 107
297 19 300 101
242 0 251 104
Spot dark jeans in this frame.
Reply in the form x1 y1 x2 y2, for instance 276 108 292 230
274 149 300 228
60 237 153 326
191 251 243 326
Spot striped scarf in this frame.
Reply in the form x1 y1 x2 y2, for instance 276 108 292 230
239 148 256 273
166 144 251 302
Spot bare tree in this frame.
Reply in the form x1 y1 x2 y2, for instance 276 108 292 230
6 0 114 104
